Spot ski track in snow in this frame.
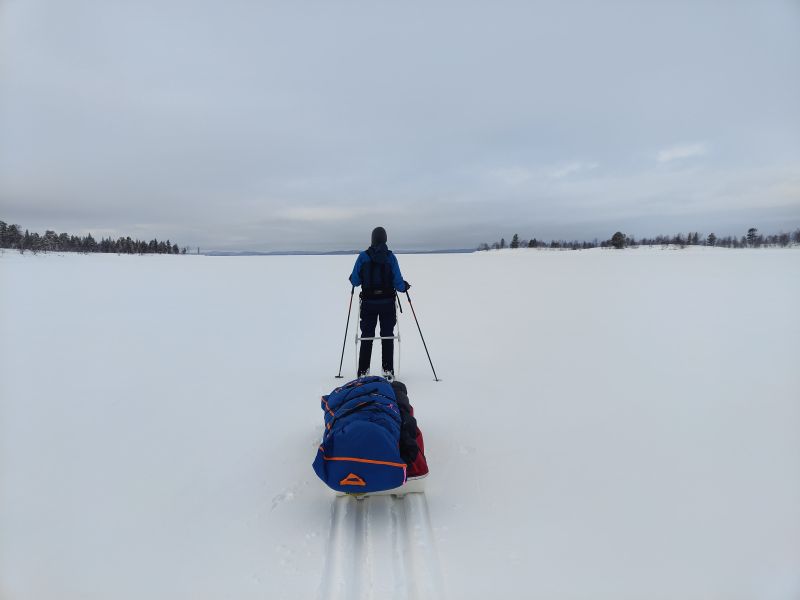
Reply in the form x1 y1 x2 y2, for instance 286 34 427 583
319 493 444 600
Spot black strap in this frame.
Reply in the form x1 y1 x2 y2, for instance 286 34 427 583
328 393 401 430
371 259 382 287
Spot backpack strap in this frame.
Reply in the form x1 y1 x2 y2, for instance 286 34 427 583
371 258 382 288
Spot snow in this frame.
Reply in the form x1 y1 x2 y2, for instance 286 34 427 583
1 247 799 599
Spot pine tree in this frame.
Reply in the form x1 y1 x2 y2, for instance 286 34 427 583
747 228 758 247
510 234 519 249
22 229 32 252
706 233 717 246
610 232 625 249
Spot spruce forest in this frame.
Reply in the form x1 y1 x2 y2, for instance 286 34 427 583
0 220 187 255
478 228 800 251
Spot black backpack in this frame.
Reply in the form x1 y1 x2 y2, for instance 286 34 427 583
360 246 394 300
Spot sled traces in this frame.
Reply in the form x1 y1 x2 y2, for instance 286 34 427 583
399 493 444 600
319 493 444 600
320 496 358 600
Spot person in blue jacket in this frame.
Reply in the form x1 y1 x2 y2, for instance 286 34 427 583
349 227 410 380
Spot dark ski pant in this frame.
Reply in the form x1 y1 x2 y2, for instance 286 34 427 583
358 299 396 375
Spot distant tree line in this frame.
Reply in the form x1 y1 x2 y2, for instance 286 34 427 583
0 220 188 255
478 228 800 251
477 233 599 251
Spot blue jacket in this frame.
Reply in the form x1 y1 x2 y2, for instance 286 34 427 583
349 244 407 293
312 377 407 493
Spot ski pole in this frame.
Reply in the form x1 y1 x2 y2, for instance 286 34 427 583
335 286 355 378
396 292 403 314
404 290 440 382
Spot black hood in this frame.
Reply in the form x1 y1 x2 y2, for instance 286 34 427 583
371 226 387 247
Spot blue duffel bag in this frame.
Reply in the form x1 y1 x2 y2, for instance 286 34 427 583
312 376 407 493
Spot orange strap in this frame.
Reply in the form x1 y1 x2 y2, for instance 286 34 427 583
318 447 407 469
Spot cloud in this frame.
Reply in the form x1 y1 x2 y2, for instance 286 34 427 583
657 142 709 164
550 162 599 179
485 161 599 186
275 206 358 222
485 167 534 186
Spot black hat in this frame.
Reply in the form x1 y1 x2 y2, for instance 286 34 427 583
371 226 387 246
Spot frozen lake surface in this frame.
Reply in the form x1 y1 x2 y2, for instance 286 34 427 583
1 247 799 599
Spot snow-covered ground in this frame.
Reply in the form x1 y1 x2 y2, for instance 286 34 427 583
1 247 799 600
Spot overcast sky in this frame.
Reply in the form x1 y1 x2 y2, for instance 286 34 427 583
1 0 798 251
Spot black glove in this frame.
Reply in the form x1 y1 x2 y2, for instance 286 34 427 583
403 280 411 291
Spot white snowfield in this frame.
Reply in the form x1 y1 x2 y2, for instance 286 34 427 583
1 246 799 600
